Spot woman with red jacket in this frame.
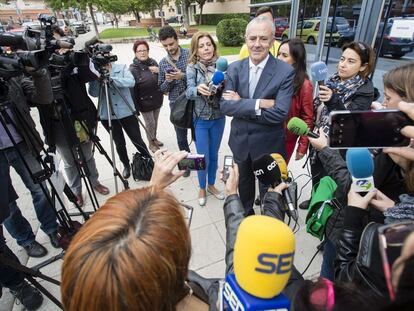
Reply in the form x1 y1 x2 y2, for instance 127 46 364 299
278 38 314 162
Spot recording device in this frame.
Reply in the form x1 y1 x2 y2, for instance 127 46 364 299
208 57 228 95
223 215 293 309
310 61 328 86
329 110 413 148
287 117 319 139
90 43 118 67
346 148 375 193
222 155 233 182
216 57 228 72
178 154 206 171
252 154 298 221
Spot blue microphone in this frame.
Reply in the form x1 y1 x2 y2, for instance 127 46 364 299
209 57 228 94
346 148 375 193
310 61 328 86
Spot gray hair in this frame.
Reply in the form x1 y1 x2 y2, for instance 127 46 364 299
245 16 275 37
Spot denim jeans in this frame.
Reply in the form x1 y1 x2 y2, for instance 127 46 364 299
1 143 57 246
320 238 336 281
194 117 225 189
174 126 190 152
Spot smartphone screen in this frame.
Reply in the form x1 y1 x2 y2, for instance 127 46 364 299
178 154 206 171
328 110 412 149
222 156 233 182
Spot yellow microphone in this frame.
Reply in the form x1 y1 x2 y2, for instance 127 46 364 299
233 215 295 299
270 153 288 180
270 153 298 221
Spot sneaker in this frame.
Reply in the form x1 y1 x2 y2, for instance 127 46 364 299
94 183 110 195
48 231 60 248
183 169 191 178
23 241 47 258
299 199 310 210
10 281 43 311
123 165 131 179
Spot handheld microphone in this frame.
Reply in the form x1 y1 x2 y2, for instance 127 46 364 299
346 148 375 193
252 154 281 188
310 61 328 86
287 117 319 139
271 153 298 221
208 57 228 95
223 215 293 310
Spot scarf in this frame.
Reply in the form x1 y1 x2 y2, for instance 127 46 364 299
315 73 366 128
198 56 217 82
384 194 414 224
133 57 156 68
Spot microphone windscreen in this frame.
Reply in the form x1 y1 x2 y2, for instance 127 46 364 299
346 148 374 178
234 215 295 298
216 57 228 72
252 154 281 187
211 70 225 85
310 61 328 82
0 32 26 49
271 153 288 180
287 117 309 136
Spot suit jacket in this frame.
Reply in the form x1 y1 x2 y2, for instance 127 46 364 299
220 55 295 162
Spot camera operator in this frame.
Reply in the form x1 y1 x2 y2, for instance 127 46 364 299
41 37 110 207
88 59 151 178
1 65 60 257
0 176 43 310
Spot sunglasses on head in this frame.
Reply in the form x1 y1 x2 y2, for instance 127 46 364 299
378 221 414 301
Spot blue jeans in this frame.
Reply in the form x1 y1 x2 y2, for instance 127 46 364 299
1 143 58 246
320 238 336 281
194 117 225 189
174 126 190 152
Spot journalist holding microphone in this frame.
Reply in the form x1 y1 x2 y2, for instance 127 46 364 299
186 32 226 206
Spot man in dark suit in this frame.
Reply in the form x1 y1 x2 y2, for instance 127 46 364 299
220 16 295 215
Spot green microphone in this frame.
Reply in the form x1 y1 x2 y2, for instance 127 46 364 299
287 117 319 138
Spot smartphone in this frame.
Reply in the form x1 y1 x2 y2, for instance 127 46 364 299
222 155 234 182
178 154 206 171
328 110 413 149
166 68 175 74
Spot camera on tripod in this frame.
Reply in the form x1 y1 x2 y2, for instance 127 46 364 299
90 43 118 67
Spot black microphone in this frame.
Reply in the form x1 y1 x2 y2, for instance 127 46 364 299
253 154 298 221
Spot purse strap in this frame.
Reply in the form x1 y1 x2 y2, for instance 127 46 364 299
165 56 180 72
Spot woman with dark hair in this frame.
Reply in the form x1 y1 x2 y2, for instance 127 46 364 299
186 32 225 206
277 38 313 162
130 40 164 153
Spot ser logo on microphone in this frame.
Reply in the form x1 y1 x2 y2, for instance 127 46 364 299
255 252 294 274
253 160 277 177
223 282 245 311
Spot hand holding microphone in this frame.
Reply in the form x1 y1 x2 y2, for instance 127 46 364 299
346 148 375 194
208 57 228 95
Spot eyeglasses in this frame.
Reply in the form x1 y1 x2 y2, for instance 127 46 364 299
378 221 414 301
181 203 194 228
136 49 148 53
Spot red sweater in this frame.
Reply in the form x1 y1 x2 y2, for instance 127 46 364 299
285 79 314 162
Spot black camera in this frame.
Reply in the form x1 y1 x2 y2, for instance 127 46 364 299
49 50 89 68
90 43 118 67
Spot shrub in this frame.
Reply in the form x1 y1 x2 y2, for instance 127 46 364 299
216 18 248 47
193 13 249 25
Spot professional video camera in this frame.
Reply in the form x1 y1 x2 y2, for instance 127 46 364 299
0 31 49 78
90 43 118 68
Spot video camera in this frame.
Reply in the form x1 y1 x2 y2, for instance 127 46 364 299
90 43 118 67
0 32 48 78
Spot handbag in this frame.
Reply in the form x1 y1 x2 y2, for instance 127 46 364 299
132 152 154 181
166 57 196 129
306 176 338 240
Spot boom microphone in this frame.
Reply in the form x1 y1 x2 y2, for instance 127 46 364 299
287 117 319 139
310 61 328 86
271 153 298 221
223 215 293 310
346 148 375 193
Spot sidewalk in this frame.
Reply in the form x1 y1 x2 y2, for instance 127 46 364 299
0 42 322 311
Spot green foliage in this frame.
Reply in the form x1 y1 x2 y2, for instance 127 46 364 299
99 27 153 38
216 18 247 47
181 42 241 56
193 13 249 26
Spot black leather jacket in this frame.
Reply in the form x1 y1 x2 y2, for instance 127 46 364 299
188 192 304 310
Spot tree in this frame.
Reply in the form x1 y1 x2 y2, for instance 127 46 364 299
194 0 206 25
45 0 101 38
97 0 129 28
